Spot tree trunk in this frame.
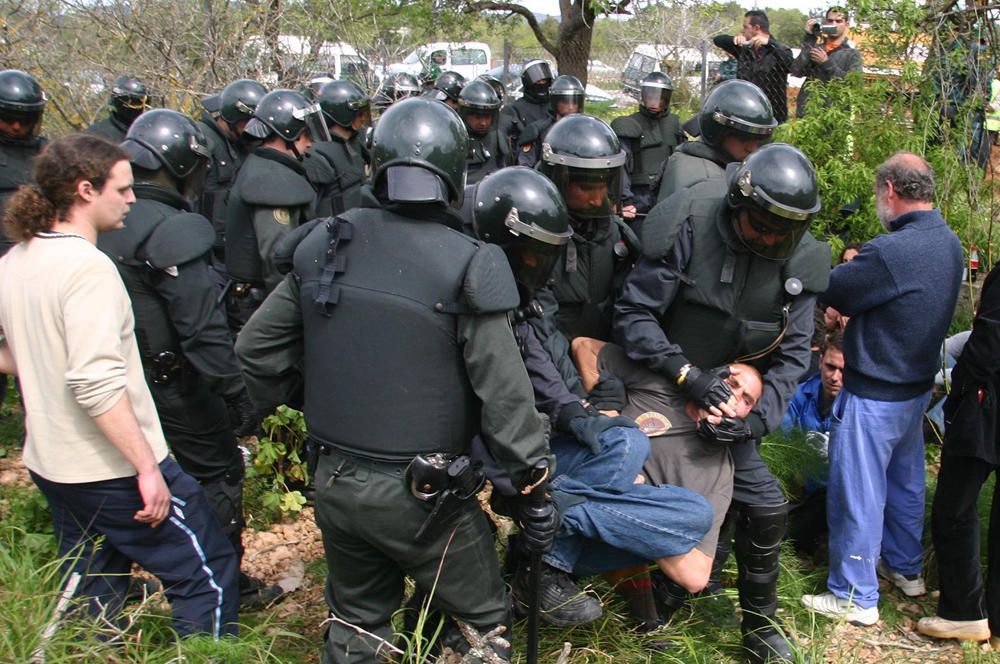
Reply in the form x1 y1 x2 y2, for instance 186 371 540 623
555 0 595 85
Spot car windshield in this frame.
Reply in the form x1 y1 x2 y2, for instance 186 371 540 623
452 49 487 66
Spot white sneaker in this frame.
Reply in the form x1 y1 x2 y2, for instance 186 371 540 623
801 592 879 626
916 615 990 641
876 560 926 597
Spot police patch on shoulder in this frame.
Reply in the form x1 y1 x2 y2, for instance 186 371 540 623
273 208 291 225
635 411 672 437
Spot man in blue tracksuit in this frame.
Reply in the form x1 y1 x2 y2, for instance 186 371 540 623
802 152 964 626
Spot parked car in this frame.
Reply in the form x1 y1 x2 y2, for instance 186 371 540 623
387 42 493 81
244 36 376 88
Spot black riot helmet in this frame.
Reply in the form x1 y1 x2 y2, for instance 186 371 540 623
699 79 776 152
317 80 371 131
304 73 336 101
121 108 211 180
548 75 585 118
219 79 268 126
243 88 330 151
473 167 572 292
433 71 466 104
476 74 506 105
382 73 422 104
109 76 149 127
521 60 553 103
0 69 46 138
539 114 626 221
371 97 469 207
640 72 673 118
458 79 501 136
727 143 820 261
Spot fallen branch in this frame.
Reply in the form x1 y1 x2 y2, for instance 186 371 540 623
320 615 405 657
861 639 951 653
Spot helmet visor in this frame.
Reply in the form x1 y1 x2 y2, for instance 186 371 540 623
0 108 43 138
733 206 809 261
295 102 331 142
507 242 563 292
545 163 623 220
641 87 672 114
550 92 584 117
459 106 498 135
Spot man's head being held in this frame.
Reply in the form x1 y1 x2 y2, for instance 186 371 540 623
683 364 764 424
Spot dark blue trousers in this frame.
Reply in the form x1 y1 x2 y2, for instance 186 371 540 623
31 456 239 638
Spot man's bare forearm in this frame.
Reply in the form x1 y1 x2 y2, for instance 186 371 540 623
91 393 162 475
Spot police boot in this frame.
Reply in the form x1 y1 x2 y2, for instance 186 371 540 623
735 503 798 663
694 509 739 629
439 593 513 663
512 559 603 627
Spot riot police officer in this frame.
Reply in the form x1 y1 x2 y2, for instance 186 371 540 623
86 75 150 143
615 144 831 662
197 79 268 283
0 69 47 252
611 72 684 219
516 74 585 168
224 89 325 328
303 80 370 217
430 70 466 110
234 97 556 663
457 79 505 184
372 72 422 112
99 109 283 610
657 79 776 202
498 59 553 158
477 73 507 107
532 114 638 397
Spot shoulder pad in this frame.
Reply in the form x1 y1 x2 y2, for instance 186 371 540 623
275 218 325 275
785 233 832 294
302 147 336 185
463 243 520 314
642 185 724 259
144 212 215 269
241 167 315 207
611 115 644 139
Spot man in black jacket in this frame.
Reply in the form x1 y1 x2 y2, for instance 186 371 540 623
714 11 794 123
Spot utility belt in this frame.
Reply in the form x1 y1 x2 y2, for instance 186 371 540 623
314 441 484 545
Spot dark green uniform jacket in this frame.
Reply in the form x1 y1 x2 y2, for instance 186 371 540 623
498 97 548 163
615 185 830 434
97 183 243 478
85 115 129 143
197 114 246 261
611 111 684 212
466 127 507 185
655 140 730 204
235 188 551 486
224 147 316 291
530 215 640 396
0 134 44 255
303 134 366 217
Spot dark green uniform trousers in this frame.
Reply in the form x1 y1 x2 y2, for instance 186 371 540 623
315 450 508 663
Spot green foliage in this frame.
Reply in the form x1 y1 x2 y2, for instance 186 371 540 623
247 405 309 523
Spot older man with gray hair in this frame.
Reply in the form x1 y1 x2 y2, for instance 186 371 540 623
802 152 963 625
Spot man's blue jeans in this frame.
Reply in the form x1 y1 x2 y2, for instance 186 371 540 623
545 426 712 576
826 388 931 608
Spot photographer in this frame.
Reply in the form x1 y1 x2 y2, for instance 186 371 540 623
713 10 793 123
791 7 862 118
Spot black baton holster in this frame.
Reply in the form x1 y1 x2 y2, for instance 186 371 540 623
409 454 484 545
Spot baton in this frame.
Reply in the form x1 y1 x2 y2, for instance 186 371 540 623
523 459 550 664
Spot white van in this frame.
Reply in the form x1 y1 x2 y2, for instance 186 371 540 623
244 36 374 86
388 42 493 81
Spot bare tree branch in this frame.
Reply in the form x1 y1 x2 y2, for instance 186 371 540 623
463 1 558 55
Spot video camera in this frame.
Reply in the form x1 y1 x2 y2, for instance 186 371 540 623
810 20 840 37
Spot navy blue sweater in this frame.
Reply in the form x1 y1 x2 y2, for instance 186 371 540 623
823 209 963 401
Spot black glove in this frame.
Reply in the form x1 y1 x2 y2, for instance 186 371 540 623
517 491 560 555
588 371 627 411
697 416 752 445
680 365 734 412
226 391 261 438
568 413 638 454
